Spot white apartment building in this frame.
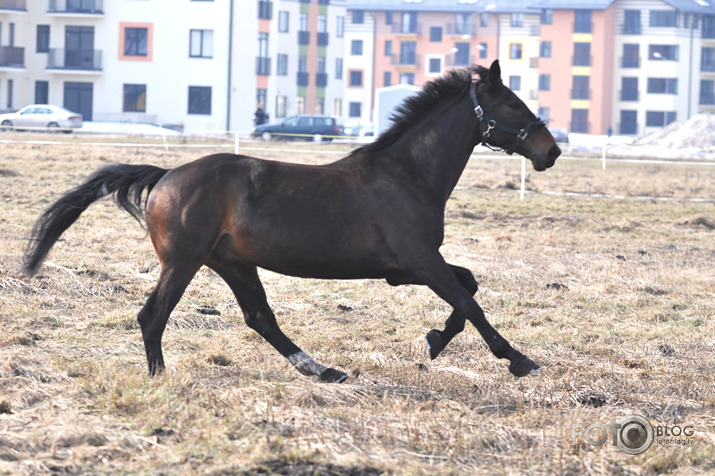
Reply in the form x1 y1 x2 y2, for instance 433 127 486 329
0 0 345 133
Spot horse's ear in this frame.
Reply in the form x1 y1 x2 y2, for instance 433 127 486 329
488 60 502 87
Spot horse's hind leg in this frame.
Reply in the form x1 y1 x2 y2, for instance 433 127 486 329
210 261 348 383
138 261 202 375
425 266 478 360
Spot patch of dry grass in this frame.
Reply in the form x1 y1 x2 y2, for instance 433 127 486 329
0 137 713 475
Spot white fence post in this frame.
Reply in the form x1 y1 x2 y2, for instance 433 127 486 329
520 156 526 200
235 131 240 155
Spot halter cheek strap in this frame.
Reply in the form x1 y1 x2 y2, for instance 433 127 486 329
470 81 546 155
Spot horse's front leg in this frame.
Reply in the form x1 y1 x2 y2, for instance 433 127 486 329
406 255 541 377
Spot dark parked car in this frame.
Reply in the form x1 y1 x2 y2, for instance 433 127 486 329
252 114 344 142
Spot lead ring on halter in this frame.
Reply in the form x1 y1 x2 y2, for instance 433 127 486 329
470 81 546 155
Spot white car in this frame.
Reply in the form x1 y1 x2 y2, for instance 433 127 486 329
0 105 83 133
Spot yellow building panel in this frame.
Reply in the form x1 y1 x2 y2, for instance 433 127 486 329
572 33 593 42
571 66 591 76
570 99 590 109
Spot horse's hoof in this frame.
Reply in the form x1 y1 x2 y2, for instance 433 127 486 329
509 356 541 377
425 330 444 360
319 368 348 383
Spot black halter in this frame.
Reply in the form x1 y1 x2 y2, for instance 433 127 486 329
470 81 546 155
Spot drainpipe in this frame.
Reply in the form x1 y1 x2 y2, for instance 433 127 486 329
226 0 235 131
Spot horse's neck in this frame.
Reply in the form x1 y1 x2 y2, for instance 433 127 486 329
387 98 477 203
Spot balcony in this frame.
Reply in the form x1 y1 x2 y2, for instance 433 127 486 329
391 54 419 67
297 71 309 87
316 72 327 88
298 30 310 45
317 32 329 47
0 0 26 12
256 56 271 76
48 0 103 15
47 48 102 72
258 1 272 20
0 46 24 68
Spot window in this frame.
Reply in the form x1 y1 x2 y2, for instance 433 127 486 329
456 13 471 35
352 10 364 24
35 81 49 104
571 109 589 133
540 41 551 58
125 27 148 56
401 12 417 33
573 43 591 66
538 107 550 122
256 89 267 109
479 42 487 59
620 110 637 134
276 95 286 118
385 40 392 56
188 86 211 115
337 16 344 37
649 45 678 61
646 111 676 126
190 29 213 58
333 98 342 116
702 47 715 72
123 84 146 112
430 27 442 42
700 79 715 104
480 13 489 27
7 79 13 109
623 10 641 34
574 10 592 33
296 97 305 114
541 9 553 25
385 11 393 25
428 56 442 75
37 25 50 53
349 70 362 87
351 40 363 55
335 57 343 79
318 15 327 33
509 76 521 91
647 78 677 94
315 98 324 115
349 101 361 117
704 15 715 38
621 77 638 101
384 71 392 87
509 43 522 59
400 72 415 85
622 44 640 68
572 76 590 99
258 1 272 20
454 43 470 65
511 13 524 28
400 41 416 65
278 11 289 32
539 74 550 91
277 54 288 75
650 10 678 27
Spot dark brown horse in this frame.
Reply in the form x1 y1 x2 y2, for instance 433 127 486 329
24 61 560 382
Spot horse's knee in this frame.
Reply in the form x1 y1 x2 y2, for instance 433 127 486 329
244 311 275 337
451 266 478 295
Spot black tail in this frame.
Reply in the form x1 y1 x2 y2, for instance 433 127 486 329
23 164 169 276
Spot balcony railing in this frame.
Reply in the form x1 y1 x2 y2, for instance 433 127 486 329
47 48 102 71
0 46 24 67
297 71 309 87
256 56 271 76
258 1 272 20
620 89 639 101
391 54 419 67
316 72 327 88
0 0 26 11
621 56 641 68
298 30 310 45
48 0 103 14
317 32 329 47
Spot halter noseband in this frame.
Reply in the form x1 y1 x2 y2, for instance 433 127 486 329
470 81 546 155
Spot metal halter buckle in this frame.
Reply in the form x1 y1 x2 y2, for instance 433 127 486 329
517 129 528 140
474 105 484 120
483 119 496 138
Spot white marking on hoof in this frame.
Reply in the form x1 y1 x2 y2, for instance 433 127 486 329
288 351 328 377
529 364 542 374
424 335 432 351
334 373 349 383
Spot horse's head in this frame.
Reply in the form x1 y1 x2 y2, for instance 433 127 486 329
472 60 560 171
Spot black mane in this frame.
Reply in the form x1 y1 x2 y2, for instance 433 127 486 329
351 65 488 155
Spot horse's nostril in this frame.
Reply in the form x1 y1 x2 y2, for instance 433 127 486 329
548 145 561 160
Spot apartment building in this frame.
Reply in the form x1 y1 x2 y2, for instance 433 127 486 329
346 0 715 136
0 0 345 133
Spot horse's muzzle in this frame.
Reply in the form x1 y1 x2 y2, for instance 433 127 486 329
534 145 561 171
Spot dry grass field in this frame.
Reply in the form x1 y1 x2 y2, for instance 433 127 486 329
0 135 713 475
